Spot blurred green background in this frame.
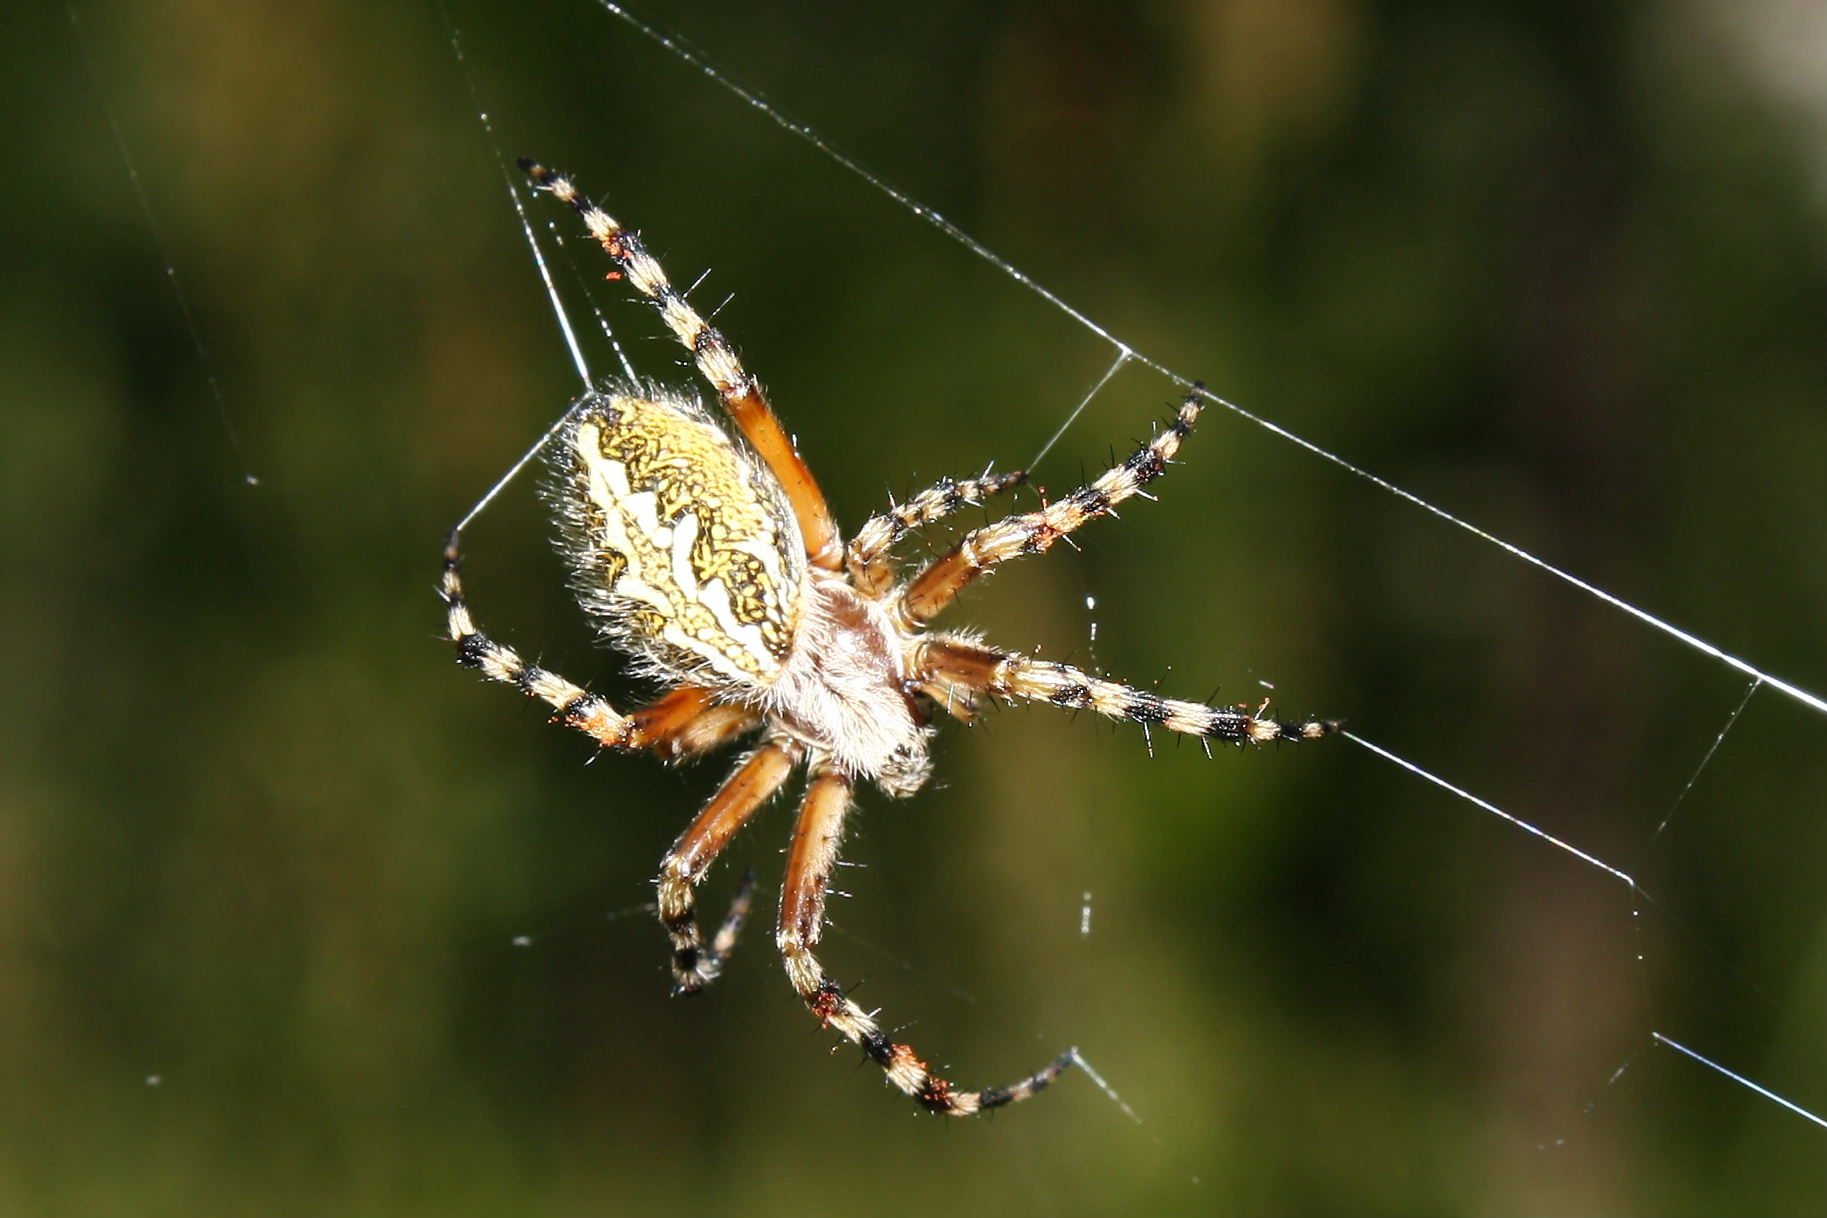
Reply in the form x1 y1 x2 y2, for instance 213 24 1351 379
5 0 1825 1212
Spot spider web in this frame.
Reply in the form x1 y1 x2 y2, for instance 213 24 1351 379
446 0 1825 1201
26 0 1825 1212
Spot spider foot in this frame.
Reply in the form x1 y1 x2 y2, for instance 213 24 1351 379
856 1027 1076 1116
954 1046 1079 1114
1247 710 1343 743
668 869 756 997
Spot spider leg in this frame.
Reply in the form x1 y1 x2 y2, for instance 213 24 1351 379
659 739 802 994
624 687 763 762
521 160 844 572
919 636 1340 743
778 763 1076 1115
442 530 758 752
846 468 1028 599
898 391 1202 627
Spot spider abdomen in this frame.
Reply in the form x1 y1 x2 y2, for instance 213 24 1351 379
545 388 809 690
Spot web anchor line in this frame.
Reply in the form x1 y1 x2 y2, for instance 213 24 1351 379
1342 731 1635 886
1634 677 1761 869
1654 1035 1827 1131
1346 729 1827 1140
447 22 638 533
585 0 1826 723
1029 348 1131 471
70 2 258 488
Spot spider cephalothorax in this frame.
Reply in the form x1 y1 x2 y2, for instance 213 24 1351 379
441 159 1337 1115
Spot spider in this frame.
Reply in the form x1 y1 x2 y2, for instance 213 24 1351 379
440 158 1339 1116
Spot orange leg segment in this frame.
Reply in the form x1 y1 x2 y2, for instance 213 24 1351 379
657 740 802 994
521 160 843 570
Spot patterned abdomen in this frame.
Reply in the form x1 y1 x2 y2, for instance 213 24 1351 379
545 388 808 691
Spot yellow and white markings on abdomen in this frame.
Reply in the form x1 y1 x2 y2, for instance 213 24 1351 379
551 390 808 691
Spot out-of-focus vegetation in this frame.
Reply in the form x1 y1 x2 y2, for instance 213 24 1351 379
4 0 1824 1212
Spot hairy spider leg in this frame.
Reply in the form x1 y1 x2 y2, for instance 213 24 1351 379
620 686 764 760
657 739 801 994
846 468 1028 598
442 530 758 755
898 391 1203 627
520 159 844 572
919 637 1340 744
777 763 1076 1115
